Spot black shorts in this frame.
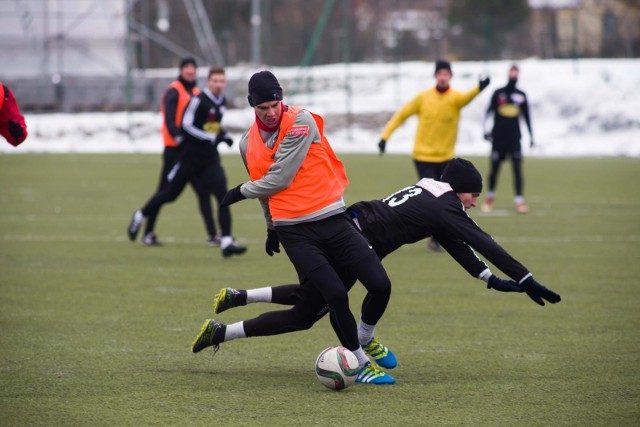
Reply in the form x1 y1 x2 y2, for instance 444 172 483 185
166 145 225 193
276 212 375 283
290 255 360 318
491 138 522 159
414 160 450 180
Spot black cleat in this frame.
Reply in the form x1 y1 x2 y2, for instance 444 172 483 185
142 232 162 246
127 210 144 242
213 288 247 314
191 319 225 353
221 242 247 258
207 234 221 247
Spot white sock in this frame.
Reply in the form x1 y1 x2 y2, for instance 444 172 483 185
220 236 233 249
514 195 525 204
224 322 246 342
246 287 272 303
353 347 369 368
358 318 376 346
134 210 144 222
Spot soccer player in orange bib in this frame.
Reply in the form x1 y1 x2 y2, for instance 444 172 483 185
194 71 396 384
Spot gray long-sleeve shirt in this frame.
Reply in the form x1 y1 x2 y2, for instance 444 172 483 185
238 107 346 228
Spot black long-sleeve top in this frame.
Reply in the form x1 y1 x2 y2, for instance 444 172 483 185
350 178 530 282
180 87 227 152
485 81 532 143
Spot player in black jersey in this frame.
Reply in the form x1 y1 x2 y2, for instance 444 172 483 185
137 58 212 247
191 159 560 362
482 64 534 214
128 67 246 258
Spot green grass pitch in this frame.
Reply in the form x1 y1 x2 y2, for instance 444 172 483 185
1 153 639 425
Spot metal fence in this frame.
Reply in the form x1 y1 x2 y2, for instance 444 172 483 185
7 76 170 113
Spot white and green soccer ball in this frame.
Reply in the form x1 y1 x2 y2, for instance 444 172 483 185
315 346 359 391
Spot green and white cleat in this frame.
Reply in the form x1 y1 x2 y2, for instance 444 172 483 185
363 337 397 369
191 319 224 354
355 362 396 385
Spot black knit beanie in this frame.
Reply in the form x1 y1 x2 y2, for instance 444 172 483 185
440 158 483 193
179 57 197 69
247 71 283 107
435 59 452 75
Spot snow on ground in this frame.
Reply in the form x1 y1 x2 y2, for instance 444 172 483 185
3 58 639 157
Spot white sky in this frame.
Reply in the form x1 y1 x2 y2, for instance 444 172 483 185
3 58 639 157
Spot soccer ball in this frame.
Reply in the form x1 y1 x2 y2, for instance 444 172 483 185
315 346 359 390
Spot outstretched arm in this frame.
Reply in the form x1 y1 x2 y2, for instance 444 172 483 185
456 85 481 109
380 94 421 141
436 209 530 282
437 205 561 305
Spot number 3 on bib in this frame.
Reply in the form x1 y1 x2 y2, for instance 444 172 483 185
382 186 422 207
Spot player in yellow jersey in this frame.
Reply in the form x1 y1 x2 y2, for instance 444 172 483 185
378 59 490 251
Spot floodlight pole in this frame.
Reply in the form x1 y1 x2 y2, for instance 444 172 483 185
124 0 134 140
251 0 261 65
343 0 352 143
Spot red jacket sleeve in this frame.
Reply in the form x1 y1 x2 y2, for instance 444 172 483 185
0 84 28 147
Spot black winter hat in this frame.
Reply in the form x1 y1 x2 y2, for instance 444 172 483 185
247 70 283 107
435 59 452 74
441 158 483 193
179 57 197 69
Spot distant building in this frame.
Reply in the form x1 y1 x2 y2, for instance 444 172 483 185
0 0 126 78
530 0 640 57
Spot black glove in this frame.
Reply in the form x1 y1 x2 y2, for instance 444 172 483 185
221 136 234 147
529 139 535 148
378 139 386 156
479 76 490 91
521 276 561 306
487 275 523 293
220 184 246 208
265 228 280 256
8 120 24 139
213 128 233 147
215 130 234 147
483 132 493 142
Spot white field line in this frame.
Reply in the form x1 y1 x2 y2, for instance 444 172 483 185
491 235 640 243
2 233 638 244
1 233 260 245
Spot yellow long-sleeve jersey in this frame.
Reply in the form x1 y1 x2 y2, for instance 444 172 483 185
381 85 481 163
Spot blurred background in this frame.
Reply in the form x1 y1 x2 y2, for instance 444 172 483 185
2 0 638 112
1 0 638 155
